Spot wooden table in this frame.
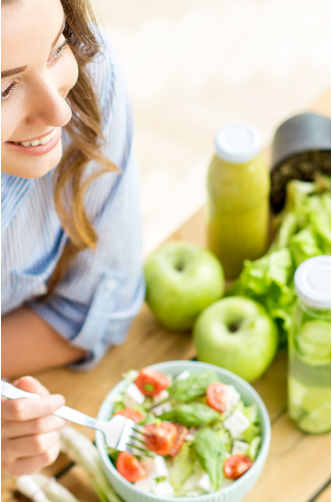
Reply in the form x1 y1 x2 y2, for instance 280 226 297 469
2 89 331 502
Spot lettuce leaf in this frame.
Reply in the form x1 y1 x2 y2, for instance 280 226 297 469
289 226 323 267
169 442 196 494
228 178 331 349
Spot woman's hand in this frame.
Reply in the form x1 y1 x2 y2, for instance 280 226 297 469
1 376 66 475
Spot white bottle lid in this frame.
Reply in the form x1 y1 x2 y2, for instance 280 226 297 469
294 256 331 309
215 122 262 164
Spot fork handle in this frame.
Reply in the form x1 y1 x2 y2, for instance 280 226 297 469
1 381 100 430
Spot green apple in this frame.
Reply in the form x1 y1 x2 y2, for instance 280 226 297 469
144 242 225 331
193 296 278 382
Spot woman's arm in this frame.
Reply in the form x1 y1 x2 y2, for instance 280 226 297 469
1 306 86 379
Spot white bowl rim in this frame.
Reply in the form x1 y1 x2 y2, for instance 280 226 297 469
96 360 271 502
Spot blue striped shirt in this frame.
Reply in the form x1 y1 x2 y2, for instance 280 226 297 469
1 26 145 371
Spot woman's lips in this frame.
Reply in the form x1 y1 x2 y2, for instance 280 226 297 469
5 128 62 157
16 128 56 143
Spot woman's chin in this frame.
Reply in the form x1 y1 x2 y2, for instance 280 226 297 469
1 139 63 179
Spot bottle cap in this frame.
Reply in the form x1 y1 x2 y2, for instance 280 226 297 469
294 256 331 310
215 122 262 164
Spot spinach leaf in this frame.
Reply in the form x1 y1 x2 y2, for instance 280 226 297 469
193 428 226 491
168 370 219 402
160 402 220 427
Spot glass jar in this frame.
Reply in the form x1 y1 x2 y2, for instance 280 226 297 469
207 122 270 280
288 256 331 434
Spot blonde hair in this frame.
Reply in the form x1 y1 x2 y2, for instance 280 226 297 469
3 0 120 299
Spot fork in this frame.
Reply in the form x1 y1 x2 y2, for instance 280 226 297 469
1 380 153 457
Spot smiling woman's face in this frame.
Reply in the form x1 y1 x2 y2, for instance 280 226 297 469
1 0 79 178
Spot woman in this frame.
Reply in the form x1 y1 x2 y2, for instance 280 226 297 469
1 0 145 474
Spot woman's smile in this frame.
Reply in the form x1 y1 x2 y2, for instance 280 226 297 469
11 128 57 144
5 127 62 156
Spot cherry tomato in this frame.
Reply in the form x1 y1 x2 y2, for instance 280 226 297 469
135 368 170 396
168 423 189 457
116 451 147 483
114 408 146 423
206 382 229 413
224 454 253 479
144 422 178 456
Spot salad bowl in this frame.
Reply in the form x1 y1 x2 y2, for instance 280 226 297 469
96 360 271 502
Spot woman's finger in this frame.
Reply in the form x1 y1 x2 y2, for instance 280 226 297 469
2 414 66 439
7 442 61 476
5 431 60 460
1 393 65 421
12 376 51 398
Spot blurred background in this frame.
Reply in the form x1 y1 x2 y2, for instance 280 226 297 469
91 0 331 256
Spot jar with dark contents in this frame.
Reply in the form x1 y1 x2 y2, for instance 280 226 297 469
270 113 331 213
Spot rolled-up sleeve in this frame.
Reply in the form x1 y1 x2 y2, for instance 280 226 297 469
27 28 145 370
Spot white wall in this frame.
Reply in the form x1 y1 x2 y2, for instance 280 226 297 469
91 0 331 256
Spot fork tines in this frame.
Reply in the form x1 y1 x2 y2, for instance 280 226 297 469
117 419 154 457
132 424 148 435
128 425 155 457
125 442 154 458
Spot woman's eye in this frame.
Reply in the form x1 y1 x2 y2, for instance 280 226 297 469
1 82 18 104
1 41 69 104
50 41 69 61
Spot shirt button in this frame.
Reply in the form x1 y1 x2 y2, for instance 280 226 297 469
35 284 48 296
105 279 117 295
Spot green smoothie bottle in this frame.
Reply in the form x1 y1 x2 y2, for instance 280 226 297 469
207 122 270 279
288 256 331 434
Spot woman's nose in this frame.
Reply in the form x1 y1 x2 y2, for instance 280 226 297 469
26 79 72 128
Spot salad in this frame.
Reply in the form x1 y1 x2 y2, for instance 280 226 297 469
107 368 262 498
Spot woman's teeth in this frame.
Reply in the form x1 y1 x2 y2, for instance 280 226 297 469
14 128 57 147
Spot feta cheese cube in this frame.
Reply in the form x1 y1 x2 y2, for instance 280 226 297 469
176 370 190 381
197 473 213 492
184 433 196 441
154 456 169 477
223 409 250 438
152 390 169 406
232 440 250 455
123 383 145 408
134 476 156 492
224 385 241 412
152 481 174 497
141 458 157 477
142 456 169 478
185 427 198 441
152 402 172 416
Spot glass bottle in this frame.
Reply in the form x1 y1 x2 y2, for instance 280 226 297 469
207 122 270 279
288 256 331 434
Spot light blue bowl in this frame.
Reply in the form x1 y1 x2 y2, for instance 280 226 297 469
96 360 271 502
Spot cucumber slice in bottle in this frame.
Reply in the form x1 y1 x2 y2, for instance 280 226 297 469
298 402 331 434
288 377 306 406
288 403 304 422
302 386 331 413
296 320 331 366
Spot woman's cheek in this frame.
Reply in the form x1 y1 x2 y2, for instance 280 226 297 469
1 106 20 144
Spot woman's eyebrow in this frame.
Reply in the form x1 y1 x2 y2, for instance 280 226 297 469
1 65 27 79
1 14 67 79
